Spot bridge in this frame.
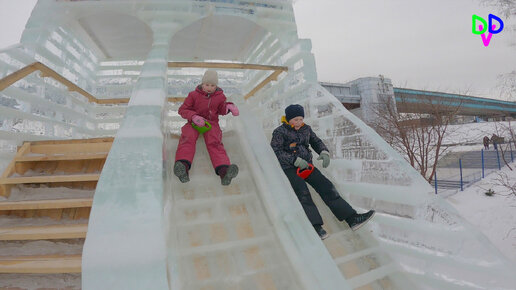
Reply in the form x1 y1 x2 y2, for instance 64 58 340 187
394 88 516 118
321 80 516 122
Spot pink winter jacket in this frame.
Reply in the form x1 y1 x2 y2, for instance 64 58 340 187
178 85 231 123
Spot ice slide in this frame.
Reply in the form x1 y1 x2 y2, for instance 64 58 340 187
163 105 360 290
6 1 514 289
160 100 516 290
80 77 516 289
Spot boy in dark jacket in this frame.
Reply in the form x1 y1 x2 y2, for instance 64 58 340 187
270 104 375 239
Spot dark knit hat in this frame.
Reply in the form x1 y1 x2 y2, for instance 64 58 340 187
285 104 304 122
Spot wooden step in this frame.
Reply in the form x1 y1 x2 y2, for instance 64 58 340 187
0 224 88 240
0 173 100 185
0 254 81 273
28 137 113 146
29 143 111 155
15 152 108 162
0 198 93 211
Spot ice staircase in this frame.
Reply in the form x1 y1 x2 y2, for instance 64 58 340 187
0 138 111 287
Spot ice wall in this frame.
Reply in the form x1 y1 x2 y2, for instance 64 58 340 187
82 25 176 290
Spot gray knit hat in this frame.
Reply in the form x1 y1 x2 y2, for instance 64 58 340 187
202 70 218 85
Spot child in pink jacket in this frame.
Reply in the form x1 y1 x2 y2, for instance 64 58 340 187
174 70 239 185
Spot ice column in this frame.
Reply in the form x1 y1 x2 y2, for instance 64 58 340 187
82 23 177 290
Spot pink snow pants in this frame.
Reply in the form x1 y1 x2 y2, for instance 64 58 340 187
175 122 230 169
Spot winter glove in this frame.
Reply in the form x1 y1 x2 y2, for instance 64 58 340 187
226 103 239 116
192 115 206 127
294 157 309 170
317 151 330 168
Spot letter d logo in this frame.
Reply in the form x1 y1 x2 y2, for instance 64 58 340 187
472 15 487 34
488 14 504 34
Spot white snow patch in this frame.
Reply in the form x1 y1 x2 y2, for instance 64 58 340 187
128 88 166 107
116 123 162 139
0 239 84 256
443 121 516 146
0 273 81 290
0 186 95 202
446 164 516 262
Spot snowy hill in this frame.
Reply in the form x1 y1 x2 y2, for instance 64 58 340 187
447 164 516 262
435 121 516 261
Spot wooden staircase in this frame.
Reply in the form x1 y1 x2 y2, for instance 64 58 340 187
0 138 112 286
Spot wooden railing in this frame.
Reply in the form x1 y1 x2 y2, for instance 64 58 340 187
0 62 129 105
167 61 288 100
0 61 288 105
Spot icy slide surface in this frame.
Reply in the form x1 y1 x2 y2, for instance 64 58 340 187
163 107 351 290
162 102 516 290
162 106 413 290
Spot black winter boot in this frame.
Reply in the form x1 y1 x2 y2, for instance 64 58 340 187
217 164 239 186
346 210 375 231
314 225 329 240
174 160 190 183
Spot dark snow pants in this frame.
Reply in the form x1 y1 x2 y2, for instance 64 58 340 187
283 167 356 226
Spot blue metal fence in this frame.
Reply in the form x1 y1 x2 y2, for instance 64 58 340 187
433 143 514 193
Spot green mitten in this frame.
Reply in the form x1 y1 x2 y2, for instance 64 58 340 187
294 157 309 170
317 151 330 168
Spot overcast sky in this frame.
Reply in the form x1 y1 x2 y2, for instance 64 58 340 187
1 0 514 99
0 0 37 49
293 0 515 98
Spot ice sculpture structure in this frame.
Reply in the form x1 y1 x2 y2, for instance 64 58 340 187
0 0 514 289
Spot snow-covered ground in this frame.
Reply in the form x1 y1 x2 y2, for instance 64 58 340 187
438 121 516 262
444 121 516 146
446 164 516 262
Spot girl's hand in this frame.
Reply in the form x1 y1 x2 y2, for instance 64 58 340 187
226 103 239 116
192 115 206 127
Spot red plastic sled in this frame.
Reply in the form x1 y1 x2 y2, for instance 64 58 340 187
297 163 314 179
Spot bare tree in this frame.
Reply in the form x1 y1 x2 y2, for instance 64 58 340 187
372 93 462 183
491 122 515 170
482 0 516 171
482 0 516 100
497 71 516 100
481 0 516 19
493 171 516 196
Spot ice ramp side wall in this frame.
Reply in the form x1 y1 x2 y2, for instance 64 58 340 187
246 80 516 288
236 106 355 290
81 108 169 290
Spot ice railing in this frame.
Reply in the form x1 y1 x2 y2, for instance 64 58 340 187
95 60 142 100
244 39 516 288
0 43 127 173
